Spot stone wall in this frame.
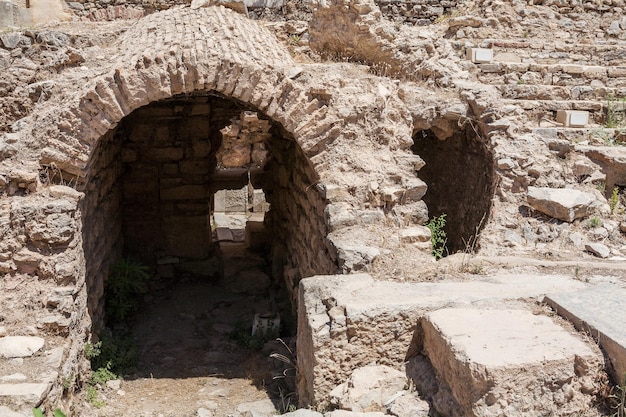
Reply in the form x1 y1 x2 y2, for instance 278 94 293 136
376 0 460 25
0 186 91 410
264 127 339 298
81 128 124 328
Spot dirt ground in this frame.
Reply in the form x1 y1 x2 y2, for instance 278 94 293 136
77 244 295 417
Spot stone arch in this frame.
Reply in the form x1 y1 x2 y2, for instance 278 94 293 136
17 6 345 328
32 6 334 182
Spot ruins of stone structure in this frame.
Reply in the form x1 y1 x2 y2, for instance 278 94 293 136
1 0 626 415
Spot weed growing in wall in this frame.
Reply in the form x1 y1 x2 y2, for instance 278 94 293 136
610 187 620 215
606 95 626 129
426 214 447 260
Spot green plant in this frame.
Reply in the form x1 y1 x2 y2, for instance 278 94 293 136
597 182 607 193
84 341 101 360
90 363 117 386
288 34 301 46
606 94 626 129
33 408 67 417
105 259 150 323
610 187 620 215
586 216 603 229
62 375 73 390
426 214 447 260
230 319 279 351
86 329 137 376
86 386 105 408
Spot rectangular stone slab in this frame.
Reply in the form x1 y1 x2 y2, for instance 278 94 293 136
545 284 626 384
422 308 600 417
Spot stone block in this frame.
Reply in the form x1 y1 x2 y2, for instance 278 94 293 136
0 336 44 358
224 187 247 212
243 0 284 8
0 383 50 408
545 284 626 384
30 0 71 25
0 0 21 28
527 186 595 222
493 52 521 63
466 48 493 64
214 189 226 212
245 220 269 250
215 227 233 241
251 189 269 212
422 308 601 417
556 110 589 127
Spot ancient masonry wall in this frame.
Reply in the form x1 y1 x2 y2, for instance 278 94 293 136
81 128 124 328
0 185 92 408
264 129 339 296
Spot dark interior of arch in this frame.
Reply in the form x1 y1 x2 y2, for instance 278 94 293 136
80 92 337 383
411 127 494 255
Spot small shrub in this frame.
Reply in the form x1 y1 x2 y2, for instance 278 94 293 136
105 259 150 323
84 341 101 360
586 216 603 229
426 214 447 260
90 364 117 386
86 329 137 376
610 187 620 215
86 386 105 408
606 95 626 129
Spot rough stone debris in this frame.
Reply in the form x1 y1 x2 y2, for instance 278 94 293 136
0 0 626 415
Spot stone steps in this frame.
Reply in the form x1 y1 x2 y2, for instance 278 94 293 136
474 61 626 88
456 38 626 66
0 335 65 414
498 98 607 124
497 83 626 101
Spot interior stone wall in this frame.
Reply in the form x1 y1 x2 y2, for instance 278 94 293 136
81 128 124 328
264 128 339 300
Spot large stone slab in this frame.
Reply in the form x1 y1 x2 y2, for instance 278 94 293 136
422 308 601 417
527 186 595 222
296 273 588 407
0 336 44 358
0 383 50 408
545 284 626 384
